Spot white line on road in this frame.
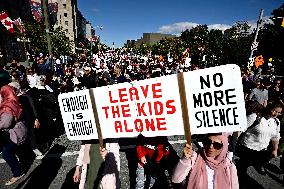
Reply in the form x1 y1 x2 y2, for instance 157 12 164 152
0 140 187 164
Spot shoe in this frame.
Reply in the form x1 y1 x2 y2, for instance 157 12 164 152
5 174 25 186
257 167 266 175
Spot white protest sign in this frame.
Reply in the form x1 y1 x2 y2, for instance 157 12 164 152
183 64 247 134
58 89 98 140
93 74 184 138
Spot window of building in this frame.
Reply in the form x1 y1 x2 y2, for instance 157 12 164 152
63 4 66 9
65 21 68 26
64 13 67 17
65 29 68 33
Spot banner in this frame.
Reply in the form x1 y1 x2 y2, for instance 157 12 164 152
29 0 43 22
13 18 26 34
48 2 58 13
93 74 184 138
183 64 246 134
59 64 247 140
0 11 15 33
58 90 98 140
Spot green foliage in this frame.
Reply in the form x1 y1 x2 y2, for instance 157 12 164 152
256 3 284 73
51 27 74 57
20 22 73 56
23 22 47 53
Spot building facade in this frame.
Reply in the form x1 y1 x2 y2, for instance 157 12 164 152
0 0 96 61
52 0 77 42
32 0 78 43
135 33 176 47
85 22 96 39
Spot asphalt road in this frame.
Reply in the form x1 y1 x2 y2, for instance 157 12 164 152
0 134 284 189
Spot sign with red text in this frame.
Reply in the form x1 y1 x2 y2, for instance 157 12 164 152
58 90 98 140
93 74 184 138
183 64 247 134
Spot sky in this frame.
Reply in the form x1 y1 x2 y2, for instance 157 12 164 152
77 0 283 47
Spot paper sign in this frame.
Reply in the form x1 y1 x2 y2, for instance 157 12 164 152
93 74 184 138
183 64 247 134
58 90 98 140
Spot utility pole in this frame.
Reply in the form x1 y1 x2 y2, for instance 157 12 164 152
248 9 264 66
42 0 53 72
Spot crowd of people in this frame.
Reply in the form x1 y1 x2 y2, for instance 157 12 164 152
0 50 283 188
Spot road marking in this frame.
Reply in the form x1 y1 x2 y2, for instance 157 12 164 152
0 140 187 164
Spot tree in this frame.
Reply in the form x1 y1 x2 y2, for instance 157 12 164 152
222 22 253 67
207 29 224 66
21 22 74 56
51 27 74 57
23 22 47 54
256 3 284 75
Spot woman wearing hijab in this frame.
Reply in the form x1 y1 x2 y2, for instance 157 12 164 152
172 133 239 189
0 85 27 185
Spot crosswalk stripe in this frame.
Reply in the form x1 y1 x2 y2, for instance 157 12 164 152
0 140 187 164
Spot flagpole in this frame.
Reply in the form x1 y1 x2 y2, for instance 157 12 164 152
91 40 93 59
248 9 264 67
42 0 53 73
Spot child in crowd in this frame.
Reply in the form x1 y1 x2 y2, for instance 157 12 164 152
135 134 170 189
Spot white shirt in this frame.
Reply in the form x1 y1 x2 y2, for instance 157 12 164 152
27 74 40 88
242 114 280 151
206 165 215 189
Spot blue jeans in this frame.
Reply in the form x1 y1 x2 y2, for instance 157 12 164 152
1 141 23 177
136 163 156 189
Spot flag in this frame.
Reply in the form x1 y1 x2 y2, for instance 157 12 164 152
79 42 85 48
0 11 15 33
88 37 97 42
29 0 43 22
254 55 264 68
282 18 284 27
48 2 58 14
13 17 26 34
182 47 190 57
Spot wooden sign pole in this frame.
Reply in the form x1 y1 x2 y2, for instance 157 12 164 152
89 89 104 148
177 73 192 144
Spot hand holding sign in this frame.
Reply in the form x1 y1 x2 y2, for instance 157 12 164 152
183 143 193 159
140 156 147 164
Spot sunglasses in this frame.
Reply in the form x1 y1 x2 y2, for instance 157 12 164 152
203 138 223 150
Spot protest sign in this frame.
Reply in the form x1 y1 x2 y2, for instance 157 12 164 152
183 64 247 134
58 89 98 140
58 64 246 140
93 74 184 138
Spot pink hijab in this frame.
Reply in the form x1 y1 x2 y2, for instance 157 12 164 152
188 133 230 189
0 85 22 121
